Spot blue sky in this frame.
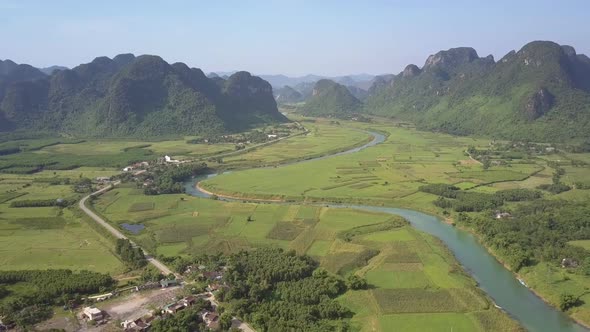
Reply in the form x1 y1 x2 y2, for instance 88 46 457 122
1 0 589 76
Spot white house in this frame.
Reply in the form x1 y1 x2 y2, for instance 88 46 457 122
267 134 278 139
83 307 103 321
164 155 180 163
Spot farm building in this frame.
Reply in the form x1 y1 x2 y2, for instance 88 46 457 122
83 306 103 321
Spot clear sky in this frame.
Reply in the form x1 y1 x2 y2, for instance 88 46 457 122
1 0 589 76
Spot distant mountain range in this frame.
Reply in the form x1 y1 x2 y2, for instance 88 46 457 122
302 41 590 142
0 55 285 137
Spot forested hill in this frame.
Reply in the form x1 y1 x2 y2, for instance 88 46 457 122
301 79 362 116
0 55 287 137
365 41 590 142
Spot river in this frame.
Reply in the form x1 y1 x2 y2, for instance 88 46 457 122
183 130 588 332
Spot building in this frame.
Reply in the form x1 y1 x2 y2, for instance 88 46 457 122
267 134 278 139
181 296 197 307
201 311 219 330
164 155 180 163
123 166 134 172
83 307 103 321
121 318 151 331
160 279 180 288
495 212 512 219
163 303 185 315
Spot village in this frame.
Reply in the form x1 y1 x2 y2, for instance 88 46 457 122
69 265 250 332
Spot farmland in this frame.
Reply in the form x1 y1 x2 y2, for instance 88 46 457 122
0 168 125 273
92 187 520 331
200 120 546 211
2 115 590 330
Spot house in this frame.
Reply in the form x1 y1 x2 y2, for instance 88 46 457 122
207 284 220 292
160 279 180 288
267 134 278 139
202 271 223 281
123 166 134 172
495 212 512 219
562 258 579 268
83 307 104 321
121 318 151 331
95 176 111 183
181 296 197 307
164 155 180 163
163 303 185 315
201 311 219 330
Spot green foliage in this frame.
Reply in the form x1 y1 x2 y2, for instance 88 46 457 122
346 274 368 290
115 239 147 269
537 183 571 194
559 293 581 311
0 269 114 327
424 184 541 212
224 248 350 331
10 198 76 208
150 307 205 332
143 163 208 195
473 200 590 271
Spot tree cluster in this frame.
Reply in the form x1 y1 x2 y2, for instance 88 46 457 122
116 239 147 269
223 248 352 331
0 269 114 327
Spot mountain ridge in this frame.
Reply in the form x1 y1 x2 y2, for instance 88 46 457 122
0 54 286 137
363 40 590 142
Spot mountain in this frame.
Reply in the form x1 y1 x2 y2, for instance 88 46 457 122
40 65 68 75
274 85 304 104
301 79 362 116
0 59 46 101
365 41 590 141
258 73 376 90
0 54 286 137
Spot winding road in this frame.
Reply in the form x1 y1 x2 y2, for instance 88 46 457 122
79 182 174 276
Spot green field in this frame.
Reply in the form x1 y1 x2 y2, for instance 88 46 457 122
0 168 126 274
4 116 590 330
200 123 543 211
92 187 519 331
219 120 372 166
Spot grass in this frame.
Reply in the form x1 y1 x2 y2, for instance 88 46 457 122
378 313 480 332
568 240 590 251
0 168 128 274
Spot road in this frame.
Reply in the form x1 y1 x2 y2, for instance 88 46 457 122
79 182 175 276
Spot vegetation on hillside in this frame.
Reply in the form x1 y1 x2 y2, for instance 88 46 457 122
0 55 286 137
365 41 590 142
302 79 362 117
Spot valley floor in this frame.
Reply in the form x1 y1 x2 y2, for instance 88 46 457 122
1 116 589 330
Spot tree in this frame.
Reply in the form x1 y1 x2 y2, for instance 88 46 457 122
559 293 580 311
582 257 590 276
220 313 233 330
346 274 368 290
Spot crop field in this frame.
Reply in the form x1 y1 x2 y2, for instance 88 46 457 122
92 188 517 331
200 124 542 209
219 121 372 166
36 138 234 158
0 168 126 273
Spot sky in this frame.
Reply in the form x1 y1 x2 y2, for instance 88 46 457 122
1 0 589 76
